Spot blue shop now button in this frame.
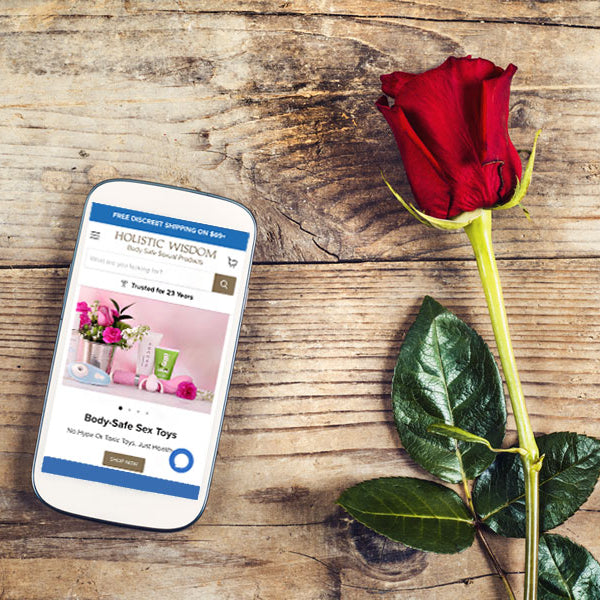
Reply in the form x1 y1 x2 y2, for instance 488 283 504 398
42 456 199 500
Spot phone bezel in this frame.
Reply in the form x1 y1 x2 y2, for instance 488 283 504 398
32 179 256 530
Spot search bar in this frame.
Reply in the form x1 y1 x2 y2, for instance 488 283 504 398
85 250 236 296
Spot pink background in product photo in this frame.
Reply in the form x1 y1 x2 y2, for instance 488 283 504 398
75 286 229 392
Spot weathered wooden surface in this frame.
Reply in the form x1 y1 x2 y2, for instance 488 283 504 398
1 9 599 265
2 0 599 26
1 1 600 599
3 261 600 598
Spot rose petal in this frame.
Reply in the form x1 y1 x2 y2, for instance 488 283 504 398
377 97 453 219
381 71 417 98
480 64 522 201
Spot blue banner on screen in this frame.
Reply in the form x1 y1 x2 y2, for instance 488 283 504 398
42 457 200 500
90 202 249 251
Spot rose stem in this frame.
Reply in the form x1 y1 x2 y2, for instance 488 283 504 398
464 209 540 600
460 474 517 599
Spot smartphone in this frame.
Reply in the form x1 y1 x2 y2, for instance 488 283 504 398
32 179 256 530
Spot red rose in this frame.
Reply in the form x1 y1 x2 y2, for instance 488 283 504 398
376 56 522 220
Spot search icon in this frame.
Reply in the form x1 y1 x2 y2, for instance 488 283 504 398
212 273 236 296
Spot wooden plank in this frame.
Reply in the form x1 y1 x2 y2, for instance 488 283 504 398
1 259 599 598
0 13 599 264
1 0 597 26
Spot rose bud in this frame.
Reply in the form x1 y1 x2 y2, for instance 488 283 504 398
376 56 523 221
97 304 114 327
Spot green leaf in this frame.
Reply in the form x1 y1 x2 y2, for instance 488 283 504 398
392 296 506 483
538 534 600 599
428 423 494 445
473 432 600 537
110 298 121 313
428 423 527 456
337 477 475 554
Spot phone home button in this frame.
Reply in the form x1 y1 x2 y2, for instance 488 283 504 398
169 448 194 473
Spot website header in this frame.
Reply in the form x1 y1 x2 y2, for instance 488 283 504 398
90 202 249 251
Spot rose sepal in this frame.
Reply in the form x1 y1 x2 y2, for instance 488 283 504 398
382 175 484 230
493 129 541 216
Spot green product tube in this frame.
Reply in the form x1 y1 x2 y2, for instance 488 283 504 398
154 347 179 380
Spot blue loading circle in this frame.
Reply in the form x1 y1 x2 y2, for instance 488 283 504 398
169 448 194 473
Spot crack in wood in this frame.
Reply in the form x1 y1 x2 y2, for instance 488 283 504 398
274 206 341 261
137 10 600 30
340 570 525 593
8 253 600 271
288 548 524 593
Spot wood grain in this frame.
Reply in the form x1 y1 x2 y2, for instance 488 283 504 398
1 259 599 598
2 0 599 26
2 2 599 598
0 11 599 264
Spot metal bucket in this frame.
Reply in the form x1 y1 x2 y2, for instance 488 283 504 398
80 339 116 374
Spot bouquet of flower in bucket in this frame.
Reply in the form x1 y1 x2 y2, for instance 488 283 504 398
337 57 600 600
76 299 148 348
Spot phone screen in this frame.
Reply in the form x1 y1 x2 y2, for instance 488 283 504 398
34 181 254 526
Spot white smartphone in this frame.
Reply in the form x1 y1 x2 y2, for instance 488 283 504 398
32 179 256 530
